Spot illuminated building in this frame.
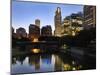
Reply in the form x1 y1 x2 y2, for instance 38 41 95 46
83 5 96 29
71 12 83 25
61 16 72 36
54 7 62 37
70 12 83 36
61 12 83 36
29 24 40 41
54 7 83 36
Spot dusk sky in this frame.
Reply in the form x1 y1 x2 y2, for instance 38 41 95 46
12 1 83 33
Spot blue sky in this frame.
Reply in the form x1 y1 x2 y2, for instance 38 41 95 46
12 1 83 33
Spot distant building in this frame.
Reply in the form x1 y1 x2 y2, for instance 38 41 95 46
29 24 40 40
16 27 27 39
54 7 62 37
83 5 96 29
41 25 52 36
35 19 40 28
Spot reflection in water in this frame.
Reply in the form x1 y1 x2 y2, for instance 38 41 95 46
29 55 40 71
32 49 40 53
54 55 62 71
63 64 71 71
12 57 17 65
12 53 84 74
12 45 96 74
12 55 26 65
32 38 39 42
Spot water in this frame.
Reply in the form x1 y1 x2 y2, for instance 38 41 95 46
11 46 96 74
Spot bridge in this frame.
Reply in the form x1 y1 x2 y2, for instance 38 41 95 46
16 41 61 52
16 41 60 46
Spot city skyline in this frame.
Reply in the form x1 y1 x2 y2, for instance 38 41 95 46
12 1 96 74
12 1 83 33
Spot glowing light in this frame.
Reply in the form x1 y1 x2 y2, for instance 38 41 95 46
32 38 39 42
72 67 76 70
63 64 71 70
32 49 40 53
76 27 81 32
72 31 75 36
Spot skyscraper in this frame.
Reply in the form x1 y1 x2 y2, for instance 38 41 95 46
35 19 40 28
29 24 40 41
83 5 96 29
54 7 62 37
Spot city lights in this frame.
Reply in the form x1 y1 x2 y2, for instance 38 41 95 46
32 49 40 53
32 38 39 42
12 1 96 74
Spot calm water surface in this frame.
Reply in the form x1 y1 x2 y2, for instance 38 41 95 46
11 46 96 74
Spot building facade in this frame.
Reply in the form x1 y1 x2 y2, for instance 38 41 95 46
29 24 40 41
41 25 52 36
70 12 83 36
54 7 62 37
61 12 83 36
83 5 96 29
61 16 71 36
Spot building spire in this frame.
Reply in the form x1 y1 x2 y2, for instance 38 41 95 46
57 7 61 13
55 7 61 15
